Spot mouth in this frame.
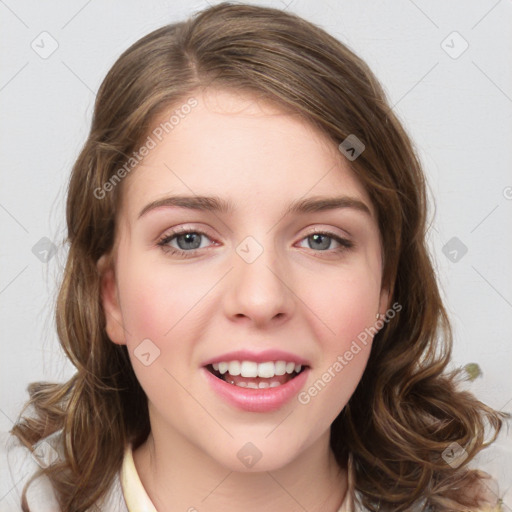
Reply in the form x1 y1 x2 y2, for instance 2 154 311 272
205 360 309 389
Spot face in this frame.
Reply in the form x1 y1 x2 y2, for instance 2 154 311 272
99 88 389 472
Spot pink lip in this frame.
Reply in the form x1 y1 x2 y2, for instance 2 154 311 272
202 366 310 413
201 349 310 366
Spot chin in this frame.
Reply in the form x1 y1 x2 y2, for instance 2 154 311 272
206 438 306 473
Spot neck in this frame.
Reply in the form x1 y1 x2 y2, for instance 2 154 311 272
132 420 348 512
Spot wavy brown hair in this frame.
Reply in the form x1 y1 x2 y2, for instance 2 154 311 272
10 3 509 511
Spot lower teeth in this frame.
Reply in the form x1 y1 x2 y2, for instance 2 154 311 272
225 379 282 389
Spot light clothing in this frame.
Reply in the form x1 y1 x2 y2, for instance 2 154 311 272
1 430 351 511
1 428 506 511
119 444 353 511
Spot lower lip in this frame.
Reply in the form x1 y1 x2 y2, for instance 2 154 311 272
202 367 310 413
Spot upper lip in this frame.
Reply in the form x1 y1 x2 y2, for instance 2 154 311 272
202 349 310 367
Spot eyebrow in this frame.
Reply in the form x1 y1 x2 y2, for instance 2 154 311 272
138 194 372 219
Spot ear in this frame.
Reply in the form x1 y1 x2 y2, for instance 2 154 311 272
378 286 391 317
97 254 126 345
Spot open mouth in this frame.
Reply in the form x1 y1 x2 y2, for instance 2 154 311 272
206 362 308 389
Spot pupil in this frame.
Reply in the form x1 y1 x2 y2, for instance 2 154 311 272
178 233 201 250
310 234 329 250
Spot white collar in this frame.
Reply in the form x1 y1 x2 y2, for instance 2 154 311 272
120 443 158 512
120 443 352 512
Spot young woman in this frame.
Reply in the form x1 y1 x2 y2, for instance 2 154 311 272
6 3 508 511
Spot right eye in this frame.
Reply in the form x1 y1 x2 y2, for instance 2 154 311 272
157 228 217 258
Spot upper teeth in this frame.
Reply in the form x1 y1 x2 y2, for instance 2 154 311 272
212 361 302 378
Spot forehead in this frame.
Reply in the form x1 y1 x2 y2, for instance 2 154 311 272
120 88 374 221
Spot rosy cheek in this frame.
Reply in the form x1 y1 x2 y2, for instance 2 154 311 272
118 257 207 354
316 273 378 344
123 278 177 345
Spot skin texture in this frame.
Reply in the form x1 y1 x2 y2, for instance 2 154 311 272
99 88 389 511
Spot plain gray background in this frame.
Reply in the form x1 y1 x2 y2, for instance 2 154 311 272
1 0 511 507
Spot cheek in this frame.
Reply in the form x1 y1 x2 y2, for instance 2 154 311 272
311 264 380 348
119 273 175 343
299 258 381 417
115 259 198 397
298 273 376 424
117 253 205 343
115 253 219 397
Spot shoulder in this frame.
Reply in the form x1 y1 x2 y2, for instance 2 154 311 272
348 469 505 512
465 426 512 511
1 428 62 511
0 430 127 512
460 470 503 512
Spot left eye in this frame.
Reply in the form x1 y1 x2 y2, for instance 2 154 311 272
297 232 352 252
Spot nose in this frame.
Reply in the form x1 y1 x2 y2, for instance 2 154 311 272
222 237 295 328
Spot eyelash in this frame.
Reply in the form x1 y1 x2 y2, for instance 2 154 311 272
156 227 354 259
